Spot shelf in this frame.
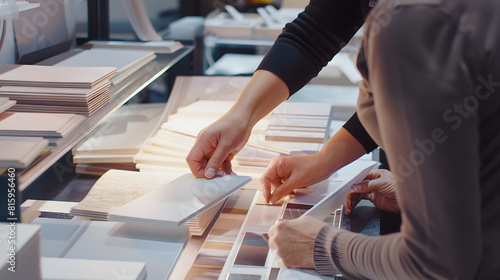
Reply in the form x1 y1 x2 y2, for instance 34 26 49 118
18 46 194 192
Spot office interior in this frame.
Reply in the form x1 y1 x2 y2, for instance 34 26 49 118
0 1 391 279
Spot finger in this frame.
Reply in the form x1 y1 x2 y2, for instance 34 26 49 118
351 178 384 194
204 143 232 179
221 159 233 175
186 142 209 178
269 179 298 205
363 169 385 181
345 192 363 215
261 163 280 203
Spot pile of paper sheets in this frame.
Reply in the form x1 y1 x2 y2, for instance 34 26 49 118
70 169 234 236
42 48 157 86
72 102 166 175
265 102 333 143
0 136 48 168
0 112 85 146
108 174 252 227
0 97 15 113
0 64 116 116
0 223 41 280
134 100 330 182
83 40 183 54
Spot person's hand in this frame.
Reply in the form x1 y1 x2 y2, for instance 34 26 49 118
345 169 399 215
186 112 251 178
261 153 330 204
268 216 326 269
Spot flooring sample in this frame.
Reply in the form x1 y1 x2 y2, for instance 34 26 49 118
70 169 178 220
272 102 332 117
41 257 147 280
108 174 252 227
0 64 116 88
50 49 156 75
0 81 111 116
303 161 378 221
0 97 15 113
233 232 269 267
83 40 184 53
0 112 85 138
0 136 48 168
73 102 166 156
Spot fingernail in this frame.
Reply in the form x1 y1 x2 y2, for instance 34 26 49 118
216 170 224 176
205 168 216 178
352 184 361 191
230 171 237 175
347 200 352 206
345 208 351 215
270 196 279 204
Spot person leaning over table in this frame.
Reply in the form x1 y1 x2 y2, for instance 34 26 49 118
266 0 500 279
187 0 500 278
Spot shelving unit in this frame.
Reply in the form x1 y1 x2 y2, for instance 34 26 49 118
18 46 194 194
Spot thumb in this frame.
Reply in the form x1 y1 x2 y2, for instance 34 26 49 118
204 144 231 178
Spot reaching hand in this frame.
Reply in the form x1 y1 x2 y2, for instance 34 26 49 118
186 113 251 178
261 154 330 204
345 169 400 215
268 216 326 269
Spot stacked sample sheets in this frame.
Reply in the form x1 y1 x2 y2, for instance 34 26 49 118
0 97 15 113
0 112 85 146
70 169 250 236
44 48 157 86
72 102 166 175
0 64 116 116
0 136 48 168
108 173 252 227
265 102 333 143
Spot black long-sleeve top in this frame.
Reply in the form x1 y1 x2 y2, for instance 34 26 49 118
257 0 378 153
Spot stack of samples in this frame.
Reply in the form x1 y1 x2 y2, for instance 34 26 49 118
0 64 116 116
134 100 332 183
0 112 85 146
107 174 252 227
42 48 157 87
0 136 48 168
72 103 166 175
0 223 41 280
265 102 333 143
70 169 251 236
0 97 15 113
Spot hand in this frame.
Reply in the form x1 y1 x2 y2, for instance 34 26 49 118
268 216 326 269
345 169 399 215
186 112 251 178
261 153 330 204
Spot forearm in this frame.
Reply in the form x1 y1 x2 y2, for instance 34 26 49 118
227 70 289 128
313 127 367 179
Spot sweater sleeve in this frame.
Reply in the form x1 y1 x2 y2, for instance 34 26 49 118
314 2 483 279
257 0 365 95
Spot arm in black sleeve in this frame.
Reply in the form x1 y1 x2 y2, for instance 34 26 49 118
257 0 366 95
343 112 378 153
